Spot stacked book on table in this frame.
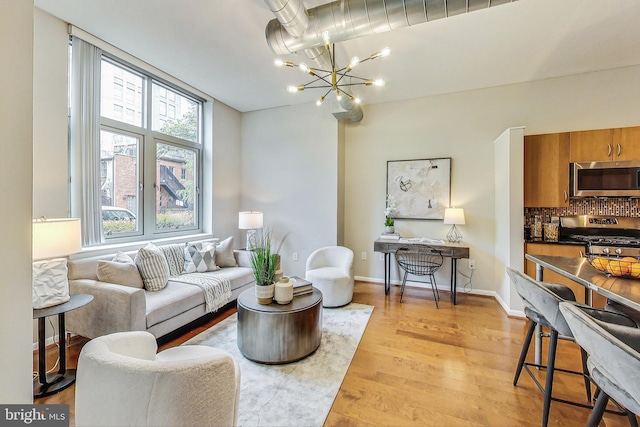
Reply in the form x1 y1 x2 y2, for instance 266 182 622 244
290 276 313 297
379 232 400 240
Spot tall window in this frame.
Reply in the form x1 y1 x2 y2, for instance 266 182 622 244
97 56 203 240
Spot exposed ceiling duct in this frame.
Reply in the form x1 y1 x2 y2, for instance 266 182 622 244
264 0 516 121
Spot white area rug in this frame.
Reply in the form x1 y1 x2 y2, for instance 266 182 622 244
184 302 373 427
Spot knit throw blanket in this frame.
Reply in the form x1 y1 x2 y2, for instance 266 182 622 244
172 272 232 313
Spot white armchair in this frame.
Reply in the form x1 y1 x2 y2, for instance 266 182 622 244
75 331 240 427
305 246 354 307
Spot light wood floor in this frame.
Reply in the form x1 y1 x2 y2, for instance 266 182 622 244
36 281 635 426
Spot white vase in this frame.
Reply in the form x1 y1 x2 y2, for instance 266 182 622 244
384 225 395 234
255 283 275 304
274 276 293 305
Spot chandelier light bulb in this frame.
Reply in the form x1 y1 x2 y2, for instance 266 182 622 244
373 79 385 87
316 96 325 106
287 85 304 93
274 59 293 67
347 56 360 71
299 63 309 73
336 92 342 101
354 97 361 104
322 30 330 46
380 47 391 57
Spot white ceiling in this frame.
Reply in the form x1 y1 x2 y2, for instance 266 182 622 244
35 0 640 113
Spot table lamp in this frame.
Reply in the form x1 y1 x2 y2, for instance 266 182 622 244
32 217 82 309
238 211 263 250
444 208 465 243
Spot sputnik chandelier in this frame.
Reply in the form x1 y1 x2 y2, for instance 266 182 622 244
274 31 390 106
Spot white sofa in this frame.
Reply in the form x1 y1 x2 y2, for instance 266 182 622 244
66 239 255 339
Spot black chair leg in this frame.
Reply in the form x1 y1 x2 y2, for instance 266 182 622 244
542 329 559 427
514 320 537 386
586 391 609 427
400 272 408 303
628 411 639 427
430 275 439 308
580 348 592 402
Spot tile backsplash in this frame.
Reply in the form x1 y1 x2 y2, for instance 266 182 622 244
524 198 640 225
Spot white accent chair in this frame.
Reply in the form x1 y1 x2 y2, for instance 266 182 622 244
75 331 241 427
305 246 354 307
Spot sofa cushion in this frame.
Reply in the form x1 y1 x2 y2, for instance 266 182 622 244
216 237 236 267
97 260 144 289
135 243 170 291
145 281 205 328
184 243 219 273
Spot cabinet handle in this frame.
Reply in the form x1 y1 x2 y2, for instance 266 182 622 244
564 190 568 202
607 143 612 157
618 143 621 157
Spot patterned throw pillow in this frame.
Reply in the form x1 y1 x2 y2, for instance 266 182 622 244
160 243 187 276
134 243 170 291
215 236 237 268
184 243 219 273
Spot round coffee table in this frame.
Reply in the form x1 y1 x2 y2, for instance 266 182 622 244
237 288 322 364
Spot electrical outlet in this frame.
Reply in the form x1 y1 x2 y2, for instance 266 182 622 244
361 252 367 260
468 259 476 270
292 252 298 261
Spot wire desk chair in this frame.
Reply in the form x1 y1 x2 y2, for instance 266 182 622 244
395 245 444 307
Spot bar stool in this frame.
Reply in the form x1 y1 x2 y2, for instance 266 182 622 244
560 302 640 427
506 268 636 427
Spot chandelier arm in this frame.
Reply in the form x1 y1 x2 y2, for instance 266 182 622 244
335 73 370 82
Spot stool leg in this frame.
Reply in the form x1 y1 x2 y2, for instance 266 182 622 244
514 320 536 386
586 391 609 427
580 348 592 402
542 329 559 427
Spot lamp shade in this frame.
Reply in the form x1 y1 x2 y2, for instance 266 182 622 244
238 211 263 230
443 208 465 225
33 218 82 260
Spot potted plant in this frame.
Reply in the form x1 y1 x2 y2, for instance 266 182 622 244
250 228 285 304
384 195 397 233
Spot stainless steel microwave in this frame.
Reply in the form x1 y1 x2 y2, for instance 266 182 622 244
570 160 640 198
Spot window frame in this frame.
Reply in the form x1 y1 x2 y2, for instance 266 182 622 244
97 54 204 243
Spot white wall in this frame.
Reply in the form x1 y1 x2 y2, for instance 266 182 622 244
344 65 640 307
1 0 35 403
494 127 525 315
33 8 70 218
241 103 340 278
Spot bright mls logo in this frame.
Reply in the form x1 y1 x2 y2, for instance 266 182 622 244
1 405 68 426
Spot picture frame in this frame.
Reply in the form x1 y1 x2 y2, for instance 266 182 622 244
386 157 451 220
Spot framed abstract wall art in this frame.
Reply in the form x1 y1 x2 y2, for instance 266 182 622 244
386 157 451 220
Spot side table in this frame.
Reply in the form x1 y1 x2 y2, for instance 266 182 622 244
33 293 93 398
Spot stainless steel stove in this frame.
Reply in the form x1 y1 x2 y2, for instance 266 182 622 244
560 215 640 257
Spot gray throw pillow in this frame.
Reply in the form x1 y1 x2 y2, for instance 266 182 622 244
215 237 236 267
97 260 144 289
135 243 170 291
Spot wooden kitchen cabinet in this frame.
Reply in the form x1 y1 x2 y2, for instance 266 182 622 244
570 126 640 162
525 243 605 307
524 133 570 208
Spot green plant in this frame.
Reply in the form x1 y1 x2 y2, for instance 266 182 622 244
250 229 286 286
384 195 397 227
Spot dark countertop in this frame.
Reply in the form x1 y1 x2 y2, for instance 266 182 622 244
524 238 586 246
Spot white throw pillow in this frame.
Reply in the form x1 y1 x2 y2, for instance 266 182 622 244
215 237 236 268
184 243 219 273
135 243 170 291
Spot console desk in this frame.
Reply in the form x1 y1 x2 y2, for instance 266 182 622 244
374 239 470 304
